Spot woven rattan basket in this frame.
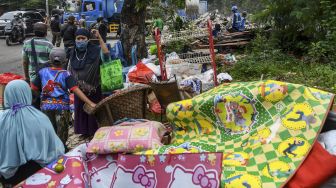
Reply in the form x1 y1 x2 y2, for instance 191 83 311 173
84 85 151 127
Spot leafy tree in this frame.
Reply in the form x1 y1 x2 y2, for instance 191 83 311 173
120 0 185 65
5 0 61 12
255 0 336 62
207 0 264 15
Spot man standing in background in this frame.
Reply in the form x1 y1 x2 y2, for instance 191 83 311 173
96 17 108 43
50 14 62 47
61 16 77 58
22 23 53 108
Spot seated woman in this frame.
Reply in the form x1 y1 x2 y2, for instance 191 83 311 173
0 80 64 186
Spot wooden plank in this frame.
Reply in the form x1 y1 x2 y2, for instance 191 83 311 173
199 41 250 47
215 38 251 44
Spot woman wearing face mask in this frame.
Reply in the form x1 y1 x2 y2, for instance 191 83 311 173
68 28 110 137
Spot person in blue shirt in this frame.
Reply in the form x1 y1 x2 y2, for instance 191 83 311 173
239 11 247 32
31 48 96 148
230 5 242 32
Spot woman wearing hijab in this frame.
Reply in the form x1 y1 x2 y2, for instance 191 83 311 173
0 80 64 186
68 28 110 137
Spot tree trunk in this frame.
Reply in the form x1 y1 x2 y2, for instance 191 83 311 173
120 0 147 66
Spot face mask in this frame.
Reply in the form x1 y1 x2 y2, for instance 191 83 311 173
76 40 88 51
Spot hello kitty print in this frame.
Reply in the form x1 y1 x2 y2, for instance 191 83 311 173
16 144 222 188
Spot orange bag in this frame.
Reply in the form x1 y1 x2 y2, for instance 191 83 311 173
128 62 154 84
287 142 336 188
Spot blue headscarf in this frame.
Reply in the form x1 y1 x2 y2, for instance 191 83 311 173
0 80 64 179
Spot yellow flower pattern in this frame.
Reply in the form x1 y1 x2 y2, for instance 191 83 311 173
134 128 149 137
135 144 144 152
114 130 124 137
94 131 107 140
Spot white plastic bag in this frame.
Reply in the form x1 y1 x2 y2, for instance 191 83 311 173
145 63 161 76
166 52 180 64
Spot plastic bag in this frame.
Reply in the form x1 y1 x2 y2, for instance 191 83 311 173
145 63 161 76
217 73 233 83
150 99 162 114
110 41 127 66
100 59 124 92
128 62 155 84
166 52 181 64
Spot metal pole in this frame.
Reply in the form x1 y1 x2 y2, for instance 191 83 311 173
46 0 49 16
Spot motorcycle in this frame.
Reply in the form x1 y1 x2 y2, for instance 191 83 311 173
4 20 26 46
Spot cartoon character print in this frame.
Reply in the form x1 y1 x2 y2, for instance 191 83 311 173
166 164 219 188
241 128 270 149
241 118 281 149
192 118 215 135
165 142 202 154
223 152 250 166
169 100 194 119
176 103 192 113
42 80 63 96
64 143 98 163
87 160 117 188
277 137 310 159
25 173 52 185
214 93 258 135
282 103 316 130
304 88 333 101
111 165 157 188
259 80 288 102
224 173 261 188
262 161 292 181
57 174 74 188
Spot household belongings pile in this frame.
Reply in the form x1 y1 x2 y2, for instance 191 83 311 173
17 80 336 188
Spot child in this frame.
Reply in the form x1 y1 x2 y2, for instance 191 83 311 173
239 11 247 32
31 48 96 149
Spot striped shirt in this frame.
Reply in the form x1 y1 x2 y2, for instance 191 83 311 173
22 38 54 80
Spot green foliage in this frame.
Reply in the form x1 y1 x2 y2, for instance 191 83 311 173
307 0 336 64
7 0 61 11
207 0 264 15
168 0 185 9
173 16 184 31
226 35 336 93
228 55 336 93
135 0 154 11
164 40 192 54
255 0 336 62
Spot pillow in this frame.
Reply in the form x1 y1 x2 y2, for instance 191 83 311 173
87 120 167 154
286 142 336 188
